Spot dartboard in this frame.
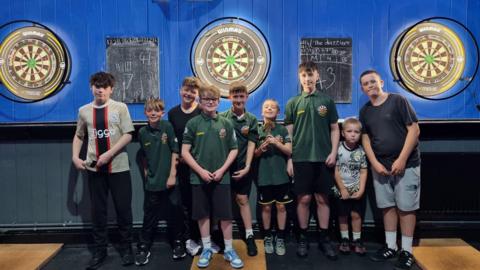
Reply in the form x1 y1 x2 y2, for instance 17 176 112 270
0 26 69 100
192 21 270 97
390 22 465 96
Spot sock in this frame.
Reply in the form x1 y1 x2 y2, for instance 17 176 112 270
245 229 254 238
202 236 212 250
340 230 349 239
224 239 233 251
277 229 286 239
318 228 328 241
401 235 413 253
385 231 398 250
264 228 272 238
352 232 361 241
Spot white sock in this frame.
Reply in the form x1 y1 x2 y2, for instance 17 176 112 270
352 232 361 241
401 235 413 253
385 231 398 250
202 236 212 249
340 230 349 239
224 239 233 251
245 229 254 238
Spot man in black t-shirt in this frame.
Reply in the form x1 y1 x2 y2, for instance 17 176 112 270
359 70 420 270
167 77 202 255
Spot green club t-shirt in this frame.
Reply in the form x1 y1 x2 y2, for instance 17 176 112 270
257 124 291 186
284 90 338 162
138 120 179 191
183 112 238 185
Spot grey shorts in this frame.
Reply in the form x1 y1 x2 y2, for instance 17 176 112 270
372 166 421 211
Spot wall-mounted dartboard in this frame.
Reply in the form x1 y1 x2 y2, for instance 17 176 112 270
0 25 70 101
390 22 465 97
191 18 270 97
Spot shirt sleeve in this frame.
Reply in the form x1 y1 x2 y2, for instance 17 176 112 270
359 147 368 169
120 103 135 134
397 95 418 126
182 119 195 145
284 99 294 125
75 110 86 139
281 125 292 143
166 122 179 153
248 116 259 143
226 120 238 150
328 98 339 124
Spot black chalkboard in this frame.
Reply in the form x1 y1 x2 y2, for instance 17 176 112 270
106 37 159 103
300 38 352 103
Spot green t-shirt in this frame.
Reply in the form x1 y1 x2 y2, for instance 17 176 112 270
284 90 338 162
183 112 238 185
257 124 291 186
138 120 179 191
220 109 258 168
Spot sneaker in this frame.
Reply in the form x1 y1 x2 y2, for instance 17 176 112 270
275 237 286 256
370 245 397 262
86 250 106 270
120 246 134 266
186 239 201 256
264 235 274 254
135 250 151 266
211 241 221 254
318 237 338 260
339 238 351 255
224 249 244 269
172 240 186 260
197 248 213 268
296 234 309 257
352 239 366 256
394 250 415 270
246 235 258 256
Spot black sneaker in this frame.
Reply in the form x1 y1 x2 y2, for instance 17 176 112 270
339 238 351 255
172 240 187 260
352 239 366 256
246 235 258 256
318 237 338 260
370 245 397 262
86 250 106 270
120 247 134 266
394 250 415 270
135 250 151 266
296 234 309 257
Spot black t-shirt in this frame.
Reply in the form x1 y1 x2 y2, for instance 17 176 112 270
167 104 201 148
359 93 420 170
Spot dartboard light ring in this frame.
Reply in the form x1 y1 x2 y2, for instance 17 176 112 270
192 19 270 97
0 26 68 100
390 22 465 96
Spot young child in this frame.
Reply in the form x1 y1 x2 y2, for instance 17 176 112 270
181 84 244 269
332 117 368 256
220 83 259 256
254 99 293 256
135 98 186 265
72 72 135 269
284 61 340 259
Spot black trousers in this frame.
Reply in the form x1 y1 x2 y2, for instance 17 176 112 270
177 163 200 241
88 170 133 252
138 186 184 251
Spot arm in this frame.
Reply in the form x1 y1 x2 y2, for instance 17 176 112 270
351 168 368 199
362 133 390 176
166 153 179 188
334 166 349 199
285 124 294 176
97 133 132 167
232 141 255 179
72 135 86 170
325 122 340 167
181 144 214 183
213 149 238 181
391 122 420 175
254 140 269 157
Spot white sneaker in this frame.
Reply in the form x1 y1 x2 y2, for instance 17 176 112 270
186 239 201 256
210 241 221 254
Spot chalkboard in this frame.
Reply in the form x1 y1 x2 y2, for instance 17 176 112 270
300 38 352 103
106 37 159 103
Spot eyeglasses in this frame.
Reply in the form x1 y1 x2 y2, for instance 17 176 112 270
201 97 219 103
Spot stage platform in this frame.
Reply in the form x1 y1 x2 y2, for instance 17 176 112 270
0 243 63 270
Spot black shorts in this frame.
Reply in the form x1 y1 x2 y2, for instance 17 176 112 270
231 174 253 196
258 183 293 205
336 197 366 217
292 162 334 196
192 183 233 220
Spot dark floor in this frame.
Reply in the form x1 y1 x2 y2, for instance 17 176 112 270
43 240 423 270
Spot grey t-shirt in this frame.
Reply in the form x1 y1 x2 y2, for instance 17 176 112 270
359 93 420 170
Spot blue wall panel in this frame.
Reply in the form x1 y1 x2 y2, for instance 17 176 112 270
0 0 479 123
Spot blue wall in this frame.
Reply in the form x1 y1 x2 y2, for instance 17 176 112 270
1 0 480 123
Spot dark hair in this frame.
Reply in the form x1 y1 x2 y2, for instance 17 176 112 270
298 61 318 73
359 69 381 84
89 72 115 88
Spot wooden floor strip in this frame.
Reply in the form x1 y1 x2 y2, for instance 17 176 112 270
0 243 63 270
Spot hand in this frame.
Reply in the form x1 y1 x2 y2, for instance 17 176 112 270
340 188 350 200
72 157 86 170
212 168 226 182
199 169 214 183
391 158 406 176
325 152 336 167
258 140 270 153
287 158 294 177
232 166 250 180
350 190 364 199
97 151 113 167
372 161 390 176
166 175 176 189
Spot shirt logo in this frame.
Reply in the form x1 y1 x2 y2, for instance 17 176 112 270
219 128 227 139
241 125 249 135
196 131 205 136
183 127 189 134
297 109 305 116
92 128 115 139
317 105 328 117
161 132 168 144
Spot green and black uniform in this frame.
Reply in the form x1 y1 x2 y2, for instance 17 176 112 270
137 120 184 251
